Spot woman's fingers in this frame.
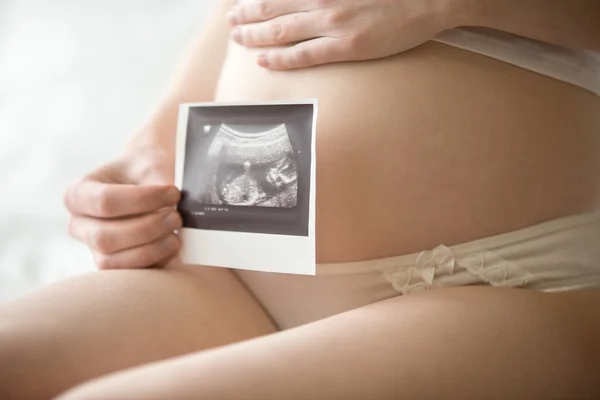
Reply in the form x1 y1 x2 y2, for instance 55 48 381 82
228 0 314 25
92 233 181 270
64 179 180 219
231 12 318 47
64 145 182 269
257 36 347 70
68 210 182 255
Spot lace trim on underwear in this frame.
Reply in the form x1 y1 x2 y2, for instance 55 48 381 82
382 245 533 295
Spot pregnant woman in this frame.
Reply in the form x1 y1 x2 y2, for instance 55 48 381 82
2 1 600 399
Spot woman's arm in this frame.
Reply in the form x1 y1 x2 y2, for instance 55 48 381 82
130 0 236 151
61 0 237 272
463 0 600 50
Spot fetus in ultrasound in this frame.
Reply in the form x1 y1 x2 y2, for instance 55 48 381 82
201 123 298 208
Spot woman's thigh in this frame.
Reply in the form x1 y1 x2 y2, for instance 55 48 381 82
0 265 277 400
58 287 600 400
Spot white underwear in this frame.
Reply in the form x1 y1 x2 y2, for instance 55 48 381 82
236 211 600 329
434 27 600 97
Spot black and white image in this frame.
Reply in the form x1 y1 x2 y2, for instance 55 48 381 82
198 123 298 209
175 100 317 275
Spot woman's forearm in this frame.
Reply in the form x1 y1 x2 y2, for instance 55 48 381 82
456 0 600 50
129 0 235 151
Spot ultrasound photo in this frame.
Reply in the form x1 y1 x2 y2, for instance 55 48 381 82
175 100 317 275
198 123 298 209
178 102 315 237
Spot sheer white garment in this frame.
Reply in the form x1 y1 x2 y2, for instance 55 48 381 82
434 27 600 97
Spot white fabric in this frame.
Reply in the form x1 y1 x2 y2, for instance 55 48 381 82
0 0 210 302
435 27 600 96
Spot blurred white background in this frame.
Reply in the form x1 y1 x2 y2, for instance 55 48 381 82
0 0 213 301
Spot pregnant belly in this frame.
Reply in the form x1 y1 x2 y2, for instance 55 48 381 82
215 41 600 263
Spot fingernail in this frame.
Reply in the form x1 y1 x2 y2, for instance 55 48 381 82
231 27 242 43
257 53 269 67
163 187 180 204
165 212 182 230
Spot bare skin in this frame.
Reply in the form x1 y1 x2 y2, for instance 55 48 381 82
0 265 277 400
59 287 600 399
0 3 261 399
1 0 600 398
220 39 600 264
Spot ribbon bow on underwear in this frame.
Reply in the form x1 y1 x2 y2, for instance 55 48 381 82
384 245 456 293
416 245 456 284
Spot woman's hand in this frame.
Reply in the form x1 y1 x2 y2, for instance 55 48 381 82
64 144 182 270
227 0 461 70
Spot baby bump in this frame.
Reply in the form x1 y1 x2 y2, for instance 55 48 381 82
215 40 600 263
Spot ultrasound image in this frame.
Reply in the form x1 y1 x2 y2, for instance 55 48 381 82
203 124 298 208
179 103 314 236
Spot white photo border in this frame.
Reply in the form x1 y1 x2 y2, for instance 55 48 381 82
175 99 318 275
